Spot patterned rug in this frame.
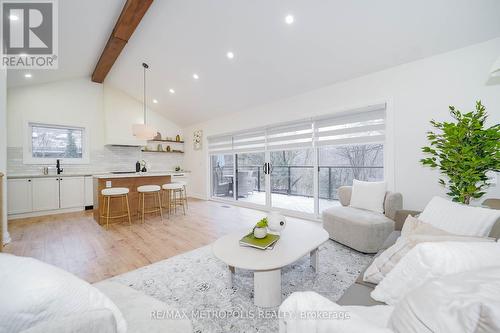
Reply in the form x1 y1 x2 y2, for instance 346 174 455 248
109 240 372 333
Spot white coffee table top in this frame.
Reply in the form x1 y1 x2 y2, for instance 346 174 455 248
212 220 329 271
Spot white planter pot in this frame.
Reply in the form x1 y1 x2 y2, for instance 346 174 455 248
253 227 267 239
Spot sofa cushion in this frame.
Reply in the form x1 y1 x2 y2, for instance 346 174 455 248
388 267 500 332
323 206 394 253
0 254 126 333
371 241 500 305
337 283 384 306
94 281 192 333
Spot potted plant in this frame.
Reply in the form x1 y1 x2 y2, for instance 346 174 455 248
421 101 500 204
253 217 268 239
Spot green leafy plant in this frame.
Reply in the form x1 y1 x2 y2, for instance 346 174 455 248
421 101 500 204
254 217 268 229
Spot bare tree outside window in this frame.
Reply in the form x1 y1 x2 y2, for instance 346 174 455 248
31 124 83 159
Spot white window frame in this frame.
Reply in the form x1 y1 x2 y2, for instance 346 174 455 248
23 121 90 165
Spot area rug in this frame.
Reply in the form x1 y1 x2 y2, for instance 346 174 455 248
109 240 372 333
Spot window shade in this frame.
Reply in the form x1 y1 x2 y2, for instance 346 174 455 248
266 121 313 150
232 130 266 153
315 107 385 147
207 103 386 153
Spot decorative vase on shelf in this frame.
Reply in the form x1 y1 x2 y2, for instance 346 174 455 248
154 132 162 140
253 227 267 239
166 145 171 152
175 134 181 142
267 211 286 235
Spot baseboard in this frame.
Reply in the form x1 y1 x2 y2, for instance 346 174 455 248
8 207 85 220
188 193 208 200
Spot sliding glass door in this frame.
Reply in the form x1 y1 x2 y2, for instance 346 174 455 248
235 152 266 205
210 154 234 200
208 104 387 218
269 149 315 214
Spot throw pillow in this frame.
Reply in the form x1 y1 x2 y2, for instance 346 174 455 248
370 241 500 305
0 254 127 333
388 267 500 332
350 179 387 214
363 215 493 284
418 196 500 237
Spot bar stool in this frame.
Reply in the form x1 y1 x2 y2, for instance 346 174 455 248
174 181 189 210
137 185 163 224
162 183 186 216
100 187 131 229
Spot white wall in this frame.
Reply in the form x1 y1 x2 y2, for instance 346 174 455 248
183 38 500 210
7 78 184 175
0 68 10 244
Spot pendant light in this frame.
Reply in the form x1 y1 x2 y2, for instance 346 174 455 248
491 56 500 77
132 62 157 140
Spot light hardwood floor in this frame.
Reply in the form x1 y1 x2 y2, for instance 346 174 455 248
4 199 265 283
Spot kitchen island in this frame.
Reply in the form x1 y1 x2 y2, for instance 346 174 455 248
92 172 187 225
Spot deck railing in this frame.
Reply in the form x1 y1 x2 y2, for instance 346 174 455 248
213 165 383 200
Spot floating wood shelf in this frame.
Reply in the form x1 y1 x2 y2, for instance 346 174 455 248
148 139 184 143
141 150 184 154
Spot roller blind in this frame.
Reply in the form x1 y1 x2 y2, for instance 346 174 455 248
207 103 386 153
315 106 386 147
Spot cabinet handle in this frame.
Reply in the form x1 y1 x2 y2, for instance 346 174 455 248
28 179 31 182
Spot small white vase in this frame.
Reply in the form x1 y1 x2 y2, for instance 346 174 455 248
267 211 287 234
253 227 267 239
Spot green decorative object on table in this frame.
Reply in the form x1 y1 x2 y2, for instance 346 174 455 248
239 232 279 250
421 101 500 204
253 217 268 239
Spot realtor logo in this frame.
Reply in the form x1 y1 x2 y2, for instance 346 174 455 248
1 0 58 69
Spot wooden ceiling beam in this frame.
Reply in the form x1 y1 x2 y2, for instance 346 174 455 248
91 0 153 83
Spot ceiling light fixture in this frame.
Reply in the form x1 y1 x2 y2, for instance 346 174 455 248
24 73 32 78
226 51 235 59
192 73 199 80
153 99 158 104
285 14 294 25
169 88 175 94
9 15 19 21
132 63 157 140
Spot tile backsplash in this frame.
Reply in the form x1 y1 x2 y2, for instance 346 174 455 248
7 146 184 175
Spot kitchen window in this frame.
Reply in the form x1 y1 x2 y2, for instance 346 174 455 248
24 122 89 164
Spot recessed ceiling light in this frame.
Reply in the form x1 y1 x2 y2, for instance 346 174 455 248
24 73 32 78
153 99 158 104
9 15 19 21
226 51 235 60
169 88 175 94
192 73 199 80
285 14 294 25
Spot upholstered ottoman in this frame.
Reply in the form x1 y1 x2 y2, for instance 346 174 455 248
322 186 402 253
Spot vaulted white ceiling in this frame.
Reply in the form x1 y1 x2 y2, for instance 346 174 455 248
7 0 500 126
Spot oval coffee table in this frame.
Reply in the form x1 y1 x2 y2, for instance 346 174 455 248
212 220 329 307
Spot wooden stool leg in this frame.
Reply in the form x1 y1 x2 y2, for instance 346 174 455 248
181 190 186 215
141 193 145 224
157 192 163 221
125 194 132 226
106 196 111 230
184 185 188 209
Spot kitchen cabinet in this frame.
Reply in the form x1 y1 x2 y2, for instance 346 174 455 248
60 177 85 209
32 177 60 211
7 179 32 214
84 176 93 206
8 176 86 216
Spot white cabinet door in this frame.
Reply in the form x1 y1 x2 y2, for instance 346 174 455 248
32 177 60 211
84 176 93 206
7 179 33 214
60 177 85 209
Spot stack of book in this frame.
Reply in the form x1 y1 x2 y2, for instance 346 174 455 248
239 232 280 250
